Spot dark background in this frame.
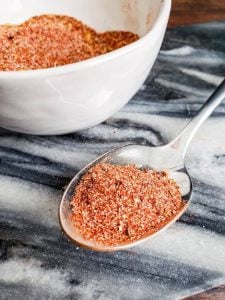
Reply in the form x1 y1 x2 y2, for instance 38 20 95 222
169 0 225 27
170 1 225 299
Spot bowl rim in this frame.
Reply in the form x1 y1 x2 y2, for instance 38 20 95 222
0 0 171 79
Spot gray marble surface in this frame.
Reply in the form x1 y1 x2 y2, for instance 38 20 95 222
0 21 225 300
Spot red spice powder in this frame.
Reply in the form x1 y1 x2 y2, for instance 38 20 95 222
70 163 184 246
0 14 139 71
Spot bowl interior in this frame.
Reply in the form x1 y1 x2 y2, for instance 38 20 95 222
0 0 163 37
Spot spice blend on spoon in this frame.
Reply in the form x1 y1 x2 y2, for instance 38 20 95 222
0 14 139 71
70 163 184 246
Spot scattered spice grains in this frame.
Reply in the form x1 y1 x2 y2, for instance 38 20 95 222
70 163 185 246
0 14 139 71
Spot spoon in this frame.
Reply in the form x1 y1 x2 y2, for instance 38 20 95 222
59 79 225 251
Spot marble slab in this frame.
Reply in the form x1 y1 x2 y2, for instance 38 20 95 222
0 21 225 300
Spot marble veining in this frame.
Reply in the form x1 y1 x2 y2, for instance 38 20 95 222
0 22 225 300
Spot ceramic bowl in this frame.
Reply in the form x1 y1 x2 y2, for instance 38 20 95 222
0 0 171 135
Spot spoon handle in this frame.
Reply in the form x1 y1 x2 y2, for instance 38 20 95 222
170 78 225 157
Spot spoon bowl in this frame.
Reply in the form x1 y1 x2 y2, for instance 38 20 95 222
59 79 225 251
59 144 191 251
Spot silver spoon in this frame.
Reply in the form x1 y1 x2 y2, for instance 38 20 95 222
59 79 225 251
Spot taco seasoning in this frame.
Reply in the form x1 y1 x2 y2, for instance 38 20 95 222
0 14 139 71
70 163 184 246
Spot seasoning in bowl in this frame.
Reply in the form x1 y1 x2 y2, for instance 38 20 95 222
70 163 184 246
0 14 139 71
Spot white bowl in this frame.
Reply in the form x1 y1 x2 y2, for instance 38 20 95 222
0 0 171 135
